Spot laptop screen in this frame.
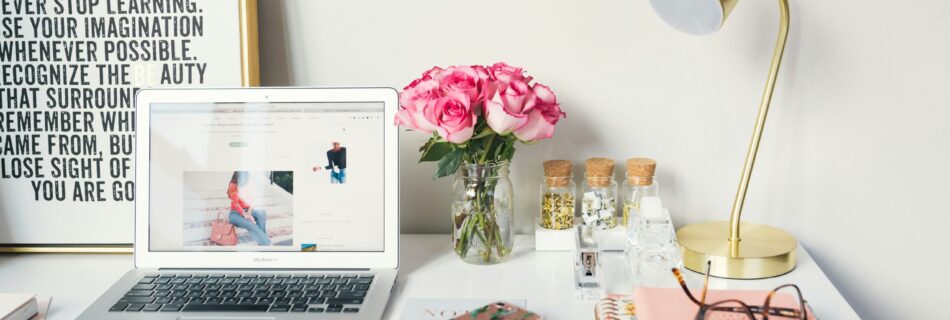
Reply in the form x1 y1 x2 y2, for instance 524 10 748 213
147 102 385 252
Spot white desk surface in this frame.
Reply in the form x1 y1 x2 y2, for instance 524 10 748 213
0 234 858 319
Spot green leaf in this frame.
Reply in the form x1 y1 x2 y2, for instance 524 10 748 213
502 140 517 161
419 142 454 162
492 139 506 161
434 149 464 179
418 138 434 153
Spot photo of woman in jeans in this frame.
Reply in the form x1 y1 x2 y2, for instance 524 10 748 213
227 171 271 245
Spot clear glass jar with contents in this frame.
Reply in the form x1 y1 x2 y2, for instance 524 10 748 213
622 158 658 228
451 161 514 265
581 158 618 230
540 160 575 230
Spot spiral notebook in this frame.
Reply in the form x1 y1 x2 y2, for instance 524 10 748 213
594 294 636 320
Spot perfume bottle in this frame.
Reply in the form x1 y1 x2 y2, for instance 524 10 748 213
622 158 658 228
581 158 618 230
624 196 682 287
574 225 605 300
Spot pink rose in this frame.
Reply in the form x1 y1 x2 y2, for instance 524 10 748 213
402 66 443 91
484 79 534 135
487 62 532 85
424 91 477 144
437 66 482 104
421 66 444 79
395 79 441 133
514 84 565 142
472 65 490 83
480 62 533 106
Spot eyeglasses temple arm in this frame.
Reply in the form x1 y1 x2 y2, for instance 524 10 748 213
672 268 702 305
700 261 711 304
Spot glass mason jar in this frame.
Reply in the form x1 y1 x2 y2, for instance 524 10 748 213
540 174 576 230
580 175 618 230
451 161 514 264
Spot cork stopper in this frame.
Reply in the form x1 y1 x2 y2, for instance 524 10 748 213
626 157 656 186
543 160 573 187
585 157 615 187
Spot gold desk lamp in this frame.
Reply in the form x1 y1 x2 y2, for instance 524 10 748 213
649 0 797 279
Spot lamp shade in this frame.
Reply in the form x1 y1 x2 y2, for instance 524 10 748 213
649 0 738 35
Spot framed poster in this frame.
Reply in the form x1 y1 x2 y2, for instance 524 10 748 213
0 0 260 252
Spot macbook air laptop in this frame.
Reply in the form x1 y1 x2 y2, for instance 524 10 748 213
78 87 400 319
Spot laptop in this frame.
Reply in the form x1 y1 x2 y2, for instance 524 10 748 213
78 87 400 319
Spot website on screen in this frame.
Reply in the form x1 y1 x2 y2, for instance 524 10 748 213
147 102 385 252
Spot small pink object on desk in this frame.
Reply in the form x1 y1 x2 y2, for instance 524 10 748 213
634 287 816 320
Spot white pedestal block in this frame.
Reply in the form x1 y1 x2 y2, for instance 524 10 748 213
534 223 575 251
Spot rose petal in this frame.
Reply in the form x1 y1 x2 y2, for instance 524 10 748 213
532 83 557 105
542 103 566 125
394 109 415 128
442 125 474 144
400 79 441 112
422 66 444 80
501 80 532 113
485 98 528 135
395 107 437 134
514 108 556 142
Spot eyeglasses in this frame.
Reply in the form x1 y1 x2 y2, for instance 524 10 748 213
671 261 810 320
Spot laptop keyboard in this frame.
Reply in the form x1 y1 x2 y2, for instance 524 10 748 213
109 273 373 313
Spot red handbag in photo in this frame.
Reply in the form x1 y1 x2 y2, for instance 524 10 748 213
210 212 238 246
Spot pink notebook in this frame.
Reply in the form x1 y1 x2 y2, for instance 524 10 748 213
634 287 816 320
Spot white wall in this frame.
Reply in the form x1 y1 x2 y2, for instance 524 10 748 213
257 0 950 318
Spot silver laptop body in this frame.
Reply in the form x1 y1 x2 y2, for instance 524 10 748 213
79 87 400 320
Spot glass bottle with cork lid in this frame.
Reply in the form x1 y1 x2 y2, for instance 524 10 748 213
540 160 576 230
581 158 618 230
622 157 658 228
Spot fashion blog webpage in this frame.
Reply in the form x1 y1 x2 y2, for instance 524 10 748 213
148 102 385 252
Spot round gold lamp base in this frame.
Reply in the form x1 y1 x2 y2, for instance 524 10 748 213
677 221 797 279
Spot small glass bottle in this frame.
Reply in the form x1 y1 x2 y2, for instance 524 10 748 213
540 160 576 230
622 158 659 228
581 158 618 230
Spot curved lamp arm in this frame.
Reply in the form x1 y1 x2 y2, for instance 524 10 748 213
728 0 791 254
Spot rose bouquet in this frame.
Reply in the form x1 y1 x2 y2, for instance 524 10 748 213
395 62 566 263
